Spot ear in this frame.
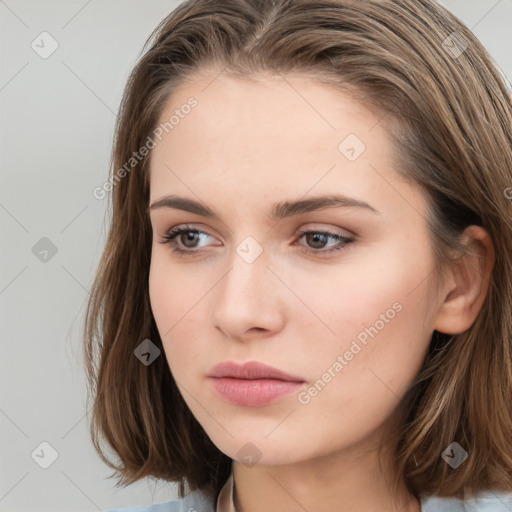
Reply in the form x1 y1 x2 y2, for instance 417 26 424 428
434 225 495 335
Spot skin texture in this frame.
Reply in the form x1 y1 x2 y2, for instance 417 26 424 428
148 70 494 512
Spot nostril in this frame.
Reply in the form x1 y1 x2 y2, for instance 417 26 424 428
249 327 266 333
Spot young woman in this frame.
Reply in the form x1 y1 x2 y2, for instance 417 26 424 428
84 1 512 511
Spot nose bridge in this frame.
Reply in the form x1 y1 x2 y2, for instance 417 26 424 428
221 234 269 303
211 234 284 336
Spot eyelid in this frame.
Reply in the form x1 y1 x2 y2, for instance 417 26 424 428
161 224 220 244
160 222 354 243
158 223 356 258
296 223 356 238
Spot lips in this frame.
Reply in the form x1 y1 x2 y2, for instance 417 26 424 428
207 361 306 406
207 360 305 382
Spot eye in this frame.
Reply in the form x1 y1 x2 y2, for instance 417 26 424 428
158 224 215 257
158 225 354 258
294 229 354 257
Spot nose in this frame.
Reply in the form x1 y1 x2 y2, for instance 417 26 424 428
210 242 286 341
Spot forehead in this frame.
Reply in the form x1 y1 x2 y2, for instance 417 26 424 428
151 70 381 164
148 70 426 221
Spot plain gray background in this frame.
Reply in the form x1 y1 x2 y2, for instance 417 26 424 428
1 1 511 511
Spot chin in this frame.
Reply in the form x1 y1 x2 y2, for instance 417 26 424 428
208 434 308 467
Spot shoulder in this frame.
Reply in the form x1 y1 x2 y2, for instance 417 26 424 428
102 487 216 512
421 489 512 511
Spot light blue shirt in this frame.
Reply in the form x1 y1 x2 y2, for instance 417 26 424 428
103 487 512 511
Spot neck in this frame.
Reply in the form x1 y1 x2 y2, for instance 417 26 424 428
231 441 421 512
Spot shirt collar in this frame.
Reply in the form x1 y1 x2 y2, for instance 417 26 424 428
215 465 236 512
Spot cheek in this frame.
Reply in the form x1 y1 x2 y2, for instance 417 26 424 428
290 261 433 444
149 256 183 357
289 244 431 339
290 245 433 388
148 250 200 328
148 254 208 372
148 256 174 330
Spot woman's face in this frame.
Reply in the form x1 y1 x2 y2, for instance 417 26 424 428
148 70 443 465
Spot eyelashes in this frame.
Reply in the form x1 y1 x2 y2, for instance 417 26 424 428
158 224 355 258
159 225 214 256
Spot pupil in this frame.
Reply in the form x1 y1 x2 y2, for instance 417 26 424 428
308 233 326 248
183 232 198 247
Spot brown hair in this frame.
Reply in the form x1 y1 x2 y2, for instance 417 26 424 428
83 0 512 503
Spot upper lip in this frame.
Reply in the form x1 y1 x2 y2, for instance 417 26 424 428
208 360 305 382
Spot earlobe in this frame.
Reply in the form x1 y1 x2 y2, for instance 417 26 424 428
434 225 495 335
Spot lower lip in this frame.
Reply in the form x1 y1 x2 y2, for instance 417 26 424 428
208 377 305 407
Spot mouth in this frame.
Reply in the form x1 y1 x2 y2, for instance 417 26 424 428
207 360 306 407
208 376 305 407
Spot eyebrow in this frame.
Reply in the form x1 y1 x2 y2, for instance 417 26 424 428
149 193 380 219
